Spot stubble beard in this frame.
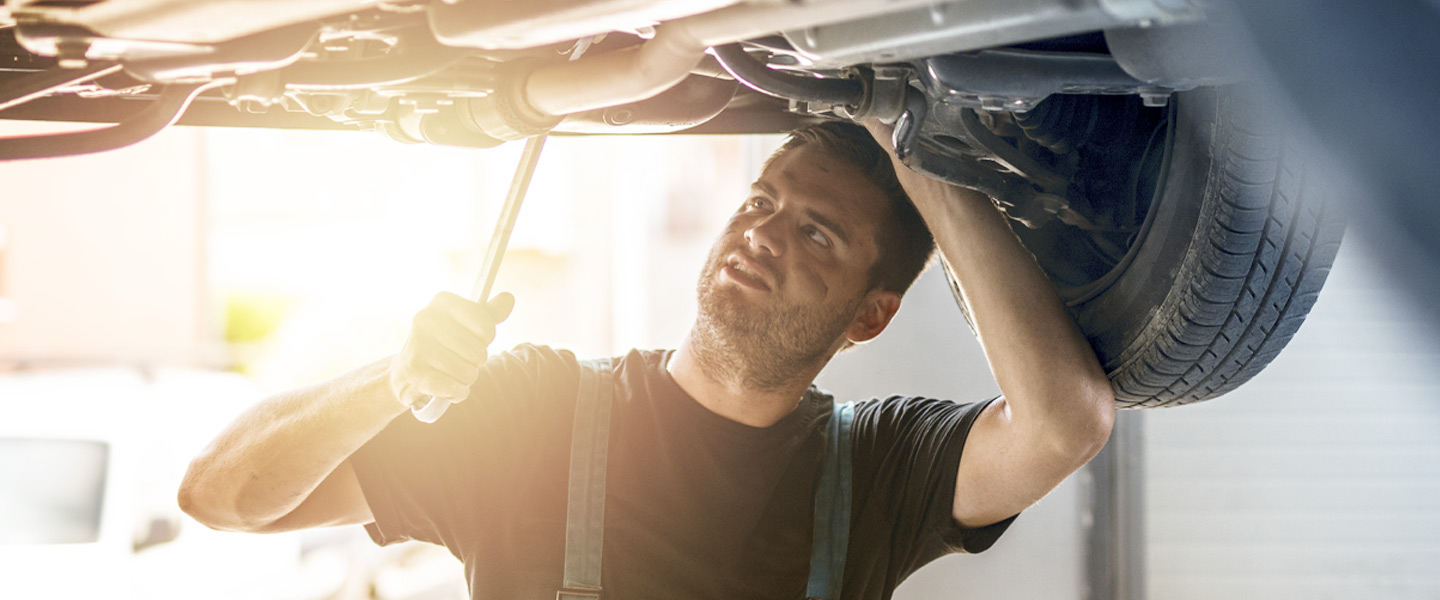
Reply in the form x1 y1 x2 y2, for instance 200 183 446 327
690 255 861 392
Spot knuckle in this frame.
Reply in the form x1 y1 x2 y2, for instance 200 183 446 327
415 374 454 400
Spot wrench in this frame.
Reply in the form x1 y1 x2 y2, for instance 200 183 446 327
411 134 547 423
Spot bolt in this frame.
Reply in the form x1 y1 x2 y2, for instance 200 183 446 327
234 98 269 114
306 95 334 114
605 108 635 126
1139 89 1171 108
398 96 442 114
55 40 90 69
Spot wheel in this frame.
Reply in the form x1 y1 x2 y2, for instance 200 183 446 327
948 85 1346 408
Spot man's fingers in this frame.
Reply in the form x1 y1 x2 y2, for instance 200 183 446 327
404 348 481 402
390 291 516 408
392 332 486 404
409 337 485 386
486 292 515 323
412 310 491 364
428 291 513 337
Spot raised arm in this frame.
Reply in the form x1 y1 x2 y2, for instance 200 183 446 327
177 292 513 533
865 122 1115 529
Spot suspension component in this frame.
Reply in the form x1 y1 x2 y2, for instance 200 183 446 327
0 79 228 160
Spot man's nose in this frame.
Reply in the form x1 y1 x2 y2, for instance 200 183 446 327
744 216 786 257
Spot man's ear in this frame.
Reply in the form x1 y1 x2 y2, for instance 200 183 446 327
846 290 902 344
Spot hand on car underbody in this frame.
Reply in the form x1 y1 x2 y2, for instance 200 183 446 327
389 291 515 408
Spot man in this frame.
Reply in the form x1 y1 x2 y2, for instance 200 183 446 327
179 121 1114 599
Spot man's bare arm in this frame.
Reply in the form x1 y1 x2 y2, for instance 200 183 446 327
866 123 1115 529
178 292 513 533
178 361 396 532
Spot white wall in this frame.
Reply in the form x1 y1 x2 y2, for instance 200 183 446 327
0 124 211 366
1143 235 1440 599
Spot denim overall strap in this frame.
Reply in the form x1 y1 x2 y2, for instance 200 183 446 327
557 358 614 600
806 401 856 600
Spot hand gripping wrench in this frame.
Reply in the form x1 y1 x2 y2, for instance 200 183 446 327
411 134 547 423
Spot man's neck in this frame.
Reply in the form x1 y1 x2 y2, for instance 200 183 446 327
667 332 824 428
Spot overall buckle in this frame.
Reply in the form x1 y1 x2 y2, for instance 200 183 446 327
556 586 601 600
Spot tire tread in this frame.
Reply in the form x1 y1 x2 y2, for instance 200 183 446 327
1110 87 1345 407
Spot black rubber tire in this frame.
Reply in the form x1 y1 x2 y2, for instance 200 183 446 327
953 85 1346 408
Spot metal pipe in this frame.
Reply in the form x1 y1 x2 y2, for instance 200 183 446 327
455 0 969 51
497 0 954 124
0 79 225 161
450 0 960 140
672 0 961 49
522 24 706 117
709 43 862 106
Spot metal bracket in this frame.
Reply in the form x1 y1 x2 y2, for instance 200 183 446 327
893 87 1117 231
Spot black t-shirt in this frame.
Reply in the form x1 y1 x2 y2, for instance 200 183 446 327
351 345 1015 600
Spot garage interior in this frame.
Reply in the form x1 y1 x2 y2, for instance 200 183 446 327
1 121 1437 600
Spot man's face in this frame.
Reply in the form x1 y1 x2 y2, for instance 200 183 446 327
692 143 892 387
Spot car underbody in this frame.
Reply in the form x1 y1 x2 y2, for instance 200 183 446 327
0 0 1348 407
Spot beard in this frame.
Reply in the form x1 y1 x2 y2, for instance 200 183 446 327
690 249 863 391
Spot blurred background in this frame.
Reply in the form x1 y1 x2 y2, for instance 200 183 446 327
1 117 1438 600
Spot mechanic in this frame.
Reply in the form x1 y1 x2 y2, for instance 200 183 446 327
178 120 1115 599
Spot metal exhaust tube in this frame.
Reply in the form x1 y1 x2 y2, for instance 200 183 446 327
450 24 707 143
523 25 706 117
709 43 862 106
419 0 961 145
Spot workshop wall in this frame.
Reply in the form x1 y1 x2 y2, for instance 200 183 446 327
0 123 210 368
1143 235 1440 599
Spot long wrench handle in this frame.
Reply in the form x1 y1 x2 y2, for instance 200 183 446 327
411 135 548 423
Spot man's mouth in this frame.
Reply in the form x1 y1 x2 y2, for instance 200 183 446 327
723 254 773 291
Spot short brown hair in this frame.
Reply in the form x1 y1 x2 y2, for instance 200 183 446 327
765 121 935 295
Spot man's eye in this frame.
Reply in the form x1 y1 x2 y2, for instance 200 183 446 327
804 225 831 248
746 197 771 211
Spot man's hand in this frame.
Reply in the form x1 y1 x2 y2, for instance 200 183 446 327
390 291 515 408
180 290 514 534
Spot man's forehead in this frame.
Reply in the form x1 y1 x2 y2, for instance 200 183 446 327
762 142 848 178
755 144 879 205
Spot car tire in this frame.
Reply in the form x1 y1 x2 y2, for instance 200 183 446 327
948 85 1346 408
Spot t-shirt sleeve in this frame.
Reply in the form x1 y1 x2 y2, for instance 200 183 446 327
348 344 580 551
849 395 1016 578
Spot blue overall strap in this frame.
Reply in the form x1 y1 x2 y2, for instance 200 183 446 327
558 358 614 600
806 401 856 600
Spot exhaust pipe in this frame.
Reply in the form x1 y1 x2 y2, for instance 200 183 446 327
393 25 708 146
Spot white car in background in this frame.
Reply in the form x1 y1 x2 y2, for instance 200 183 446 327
0 367 349 600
